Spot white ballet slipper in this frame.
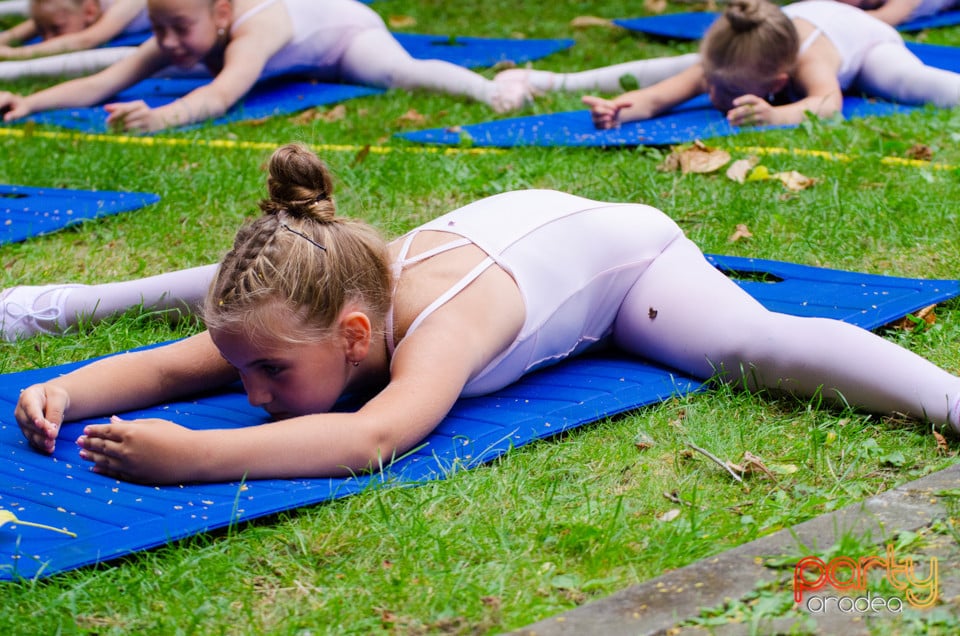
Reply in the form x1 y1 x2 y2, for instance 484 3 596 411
0 284 85 341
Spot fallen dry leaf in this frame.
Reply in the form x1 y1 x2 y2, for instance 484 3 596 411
727 223 753 243
887 304 937 331
774 170 816 191
726 156 760 183
660 141 731 174
570 15 616 28
726 451 777 480
388 14 416 28
932 428 950 455
321 104 347 122
396 109 426 125
906 144 933 161
644 0 669 13
656 508 681 522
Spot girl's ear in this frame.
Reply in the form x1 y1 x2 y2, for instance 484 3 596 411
769 72 790 96
82 0 102 26
340 311 373 364
212 0 234 32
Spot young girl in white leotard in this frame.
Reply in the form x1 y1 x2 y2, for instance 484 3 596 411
0 0 148 58
0 0 529 132
12 144 960 484
582 0 960 129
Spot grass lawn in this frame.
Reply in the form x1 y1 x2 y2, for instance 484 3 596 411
1 1 959 633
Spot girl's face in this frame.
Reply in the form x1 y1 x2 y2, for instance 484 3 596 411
706 74 787 113
32 0 100 40
148 0 229 68
211 324 351 421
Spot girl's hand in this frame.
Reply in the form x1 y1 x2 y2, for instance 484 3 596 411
0 91 29 121
15 384 70 454
77 416 199 484
0 45 17 59
726 94 777 127
104 100 167 133
582 95 632 129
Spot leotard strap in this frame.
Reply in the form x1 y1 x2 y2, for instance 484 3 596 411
231 0 282 33
385 232 492 356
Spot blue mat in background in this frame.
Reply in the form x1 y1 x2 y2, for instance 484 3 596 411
398 95 917 148
614 9 960 40
398 42 958 148
14 33 573 133
2 255 957 581
0 184 159 245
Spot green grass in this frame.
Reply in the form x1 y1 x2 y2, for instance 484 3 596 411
1 1 960 633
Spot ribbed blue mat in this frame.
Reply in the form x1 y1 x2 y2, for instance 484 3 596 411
2 255 957 580
0 184 159 245
614 9 960 39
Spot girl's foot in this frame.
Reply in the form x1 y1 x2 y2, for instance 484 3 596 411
489 74 534 112
0 284 85 341
494 68 555 96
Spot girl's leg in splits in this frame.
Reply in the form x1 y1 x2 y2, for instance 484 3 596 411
0 48 137 81
613 237 960 430
495 53 700 94
0 264 218 341
856 42 960 107
337 29 531 112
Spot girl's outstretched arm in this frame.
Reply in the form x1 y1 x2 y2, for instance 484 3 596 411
867 0 922 26
0 18 36 47
15 333 239 455
0 0 147 60
106 5 293 132
582 63 706 129
0 38 165 121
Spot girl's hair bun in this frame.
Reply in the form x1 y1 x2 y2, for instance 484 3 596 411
259 143 336 221
725 0 766 32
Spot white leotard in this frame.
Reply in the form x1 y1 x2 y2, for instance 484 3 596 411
99 0 151 35
230 0 387 80
386 190 685 397
784 1 903 89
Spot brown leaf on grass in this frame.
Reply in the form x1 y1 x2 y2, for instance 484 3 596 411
659 141 731 174
290 104 346 124
726 451 777 480
887 304 937 331
906 144 933 161
656 508 681 522
728 223 753 243
644 0 669 13
353 145 370 165
396 108 426 125
570 15 616 28
320 104 347 122
774 170 816 191
388 15 416 28
726 156 760 183
634 431 655 451
932 428 951 455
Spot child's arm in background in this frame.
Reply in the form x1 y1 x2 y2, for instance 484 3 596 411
582 63 706 128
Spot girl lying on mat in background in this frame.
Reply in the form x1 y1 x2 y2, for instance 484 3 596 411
11 143 960 484
0 0 529 132
0 0 149 58
839 0 960 26
506 0 960 129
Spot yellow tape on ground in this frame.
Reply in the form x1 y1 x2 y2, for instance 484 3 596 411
0 126 501 156
732 144 956 171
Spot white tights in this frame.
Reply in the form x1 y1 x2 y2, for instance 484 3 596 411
516 53 700 93
613 237 960 428
25 251 960 429
338 29 502 107
0 47 137 81
855 42 960 107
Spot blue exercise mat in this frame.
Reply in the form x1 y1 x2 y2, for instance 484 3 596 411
398 95 917 148
0 184 159 245
1 255 957 581
614 9 960 40
398 42 959 148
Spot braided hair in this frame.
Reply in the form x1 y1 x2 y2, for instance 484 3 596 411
203 144 392 344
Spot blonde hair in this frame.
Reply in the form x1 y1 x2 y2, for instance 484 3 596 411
700 0 799 94
203 144 392 344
